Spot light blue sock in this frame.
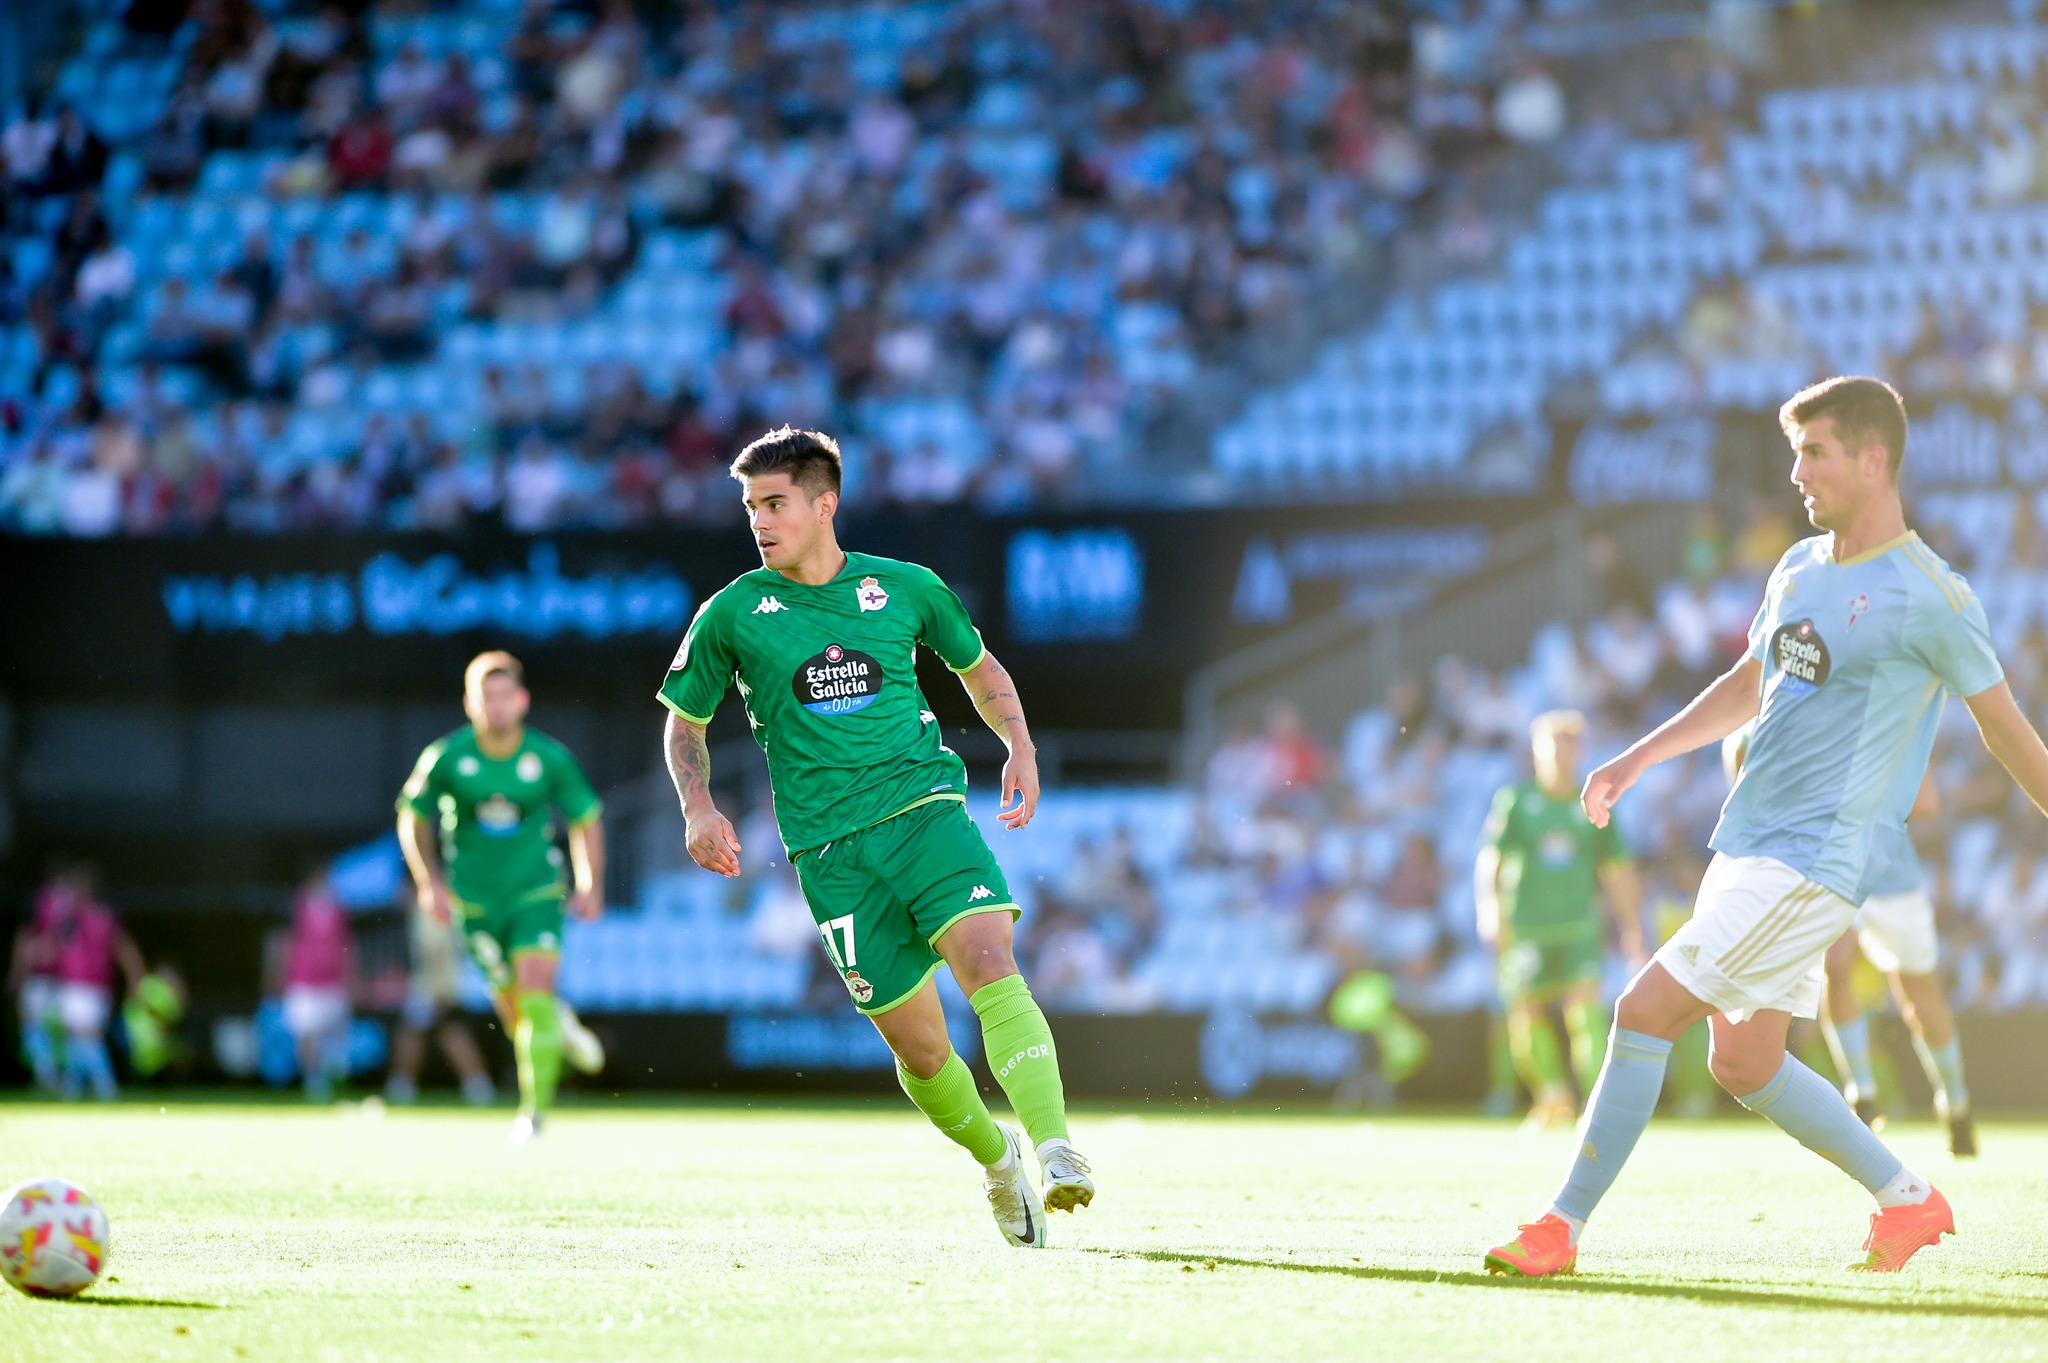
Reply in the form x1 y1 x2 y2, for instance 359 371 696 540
65 1035 118 1101
1913 1035 1969 1112
1830 1014 1879 1099
22 1019 60 1089
1738 1054 1901 1192
1552 1027 1672 1224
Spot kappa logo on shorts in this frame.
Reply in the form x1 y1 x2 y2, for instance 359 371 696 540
969 885 995 902
843 970 875 1004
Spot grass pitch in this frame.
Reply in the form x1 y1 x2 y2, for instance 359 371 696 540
4 1098 2047 1363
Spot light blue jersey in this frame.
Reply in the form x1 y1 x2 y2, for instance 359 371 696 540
1868 823 1924 898
1711 532 2001 904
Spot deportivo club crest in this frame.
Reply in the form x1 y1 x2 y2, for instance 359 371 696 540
856 576 889 612
844 970 875 1004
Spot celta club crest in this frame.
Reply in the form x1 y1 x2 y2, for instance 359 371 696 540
1848 594 1869 630
856 576 889 612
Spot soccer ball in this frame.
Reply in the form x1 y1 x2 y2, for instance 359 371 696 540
0 1178 111 1298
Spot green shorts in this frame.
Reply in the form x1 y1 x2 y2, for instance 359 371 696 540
1498 934 1603 1003
454 890 565 992
794 797 1019 1016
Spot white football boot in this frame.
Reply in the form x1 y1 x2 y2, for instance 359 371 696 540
558 1002 606 1075
983 1124 1046 1248
1037 1138 1095 1214
509 1111 543 1146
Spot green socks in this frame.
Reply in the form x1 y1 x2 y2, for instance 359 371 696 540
898 1050 1008 1166
1565 1000 1608 1092
971 975 1069 1147
514 990 563 1118
1508 1007 1568 1097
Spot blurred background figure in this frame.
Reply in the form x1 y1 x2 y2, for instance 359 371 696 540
7 859 73 1093
1476 711 1643 1128
276 864 355 1102
48 862 145 1101
385 885 496 1107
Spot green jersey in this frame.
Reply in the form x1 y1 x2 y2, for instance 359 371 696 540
398 725 602 906
657 551 986 856
1481 779 1628 943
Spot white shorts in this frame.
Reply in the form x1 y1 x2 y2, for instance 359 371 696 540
1854 890 1939 976
282 986 350 1041
55 982 112 1035
1654 853 1857 1023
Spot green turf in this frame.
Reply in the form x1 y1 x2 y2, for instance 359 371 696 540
4 1099 2047 1362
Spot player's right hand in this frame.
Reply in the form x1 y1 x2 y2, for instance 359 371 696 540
686 808 743 878
1580 752 1642 828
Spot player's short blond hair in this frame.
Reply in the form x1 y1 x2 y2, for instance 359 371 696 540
464 650 524 699
1530 710 1585 741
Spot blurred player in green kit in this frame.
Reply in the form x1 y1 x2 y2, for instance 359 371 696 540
1477 710 1645 1128
398 652 608 1143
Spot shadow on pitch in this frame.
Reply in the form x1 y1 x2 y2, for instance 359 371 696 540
1089 1249 2048 1320
53 1294 225 1310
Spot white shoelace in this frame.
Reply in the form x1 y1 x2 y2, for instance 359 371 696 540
983 1163 1029 1219
1043 1148 1092 1181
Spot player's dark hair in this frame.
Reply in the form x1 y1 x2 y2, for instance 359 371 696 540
1779 376 1908 480
729 426 842 499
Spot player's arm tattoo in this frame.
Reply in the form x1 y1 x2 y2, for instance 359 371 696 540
960 653 1033 751
664 711 717 815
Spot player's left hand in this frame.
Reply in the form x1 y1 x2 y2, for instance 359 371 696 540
999 745 1039 829
568 886 604 921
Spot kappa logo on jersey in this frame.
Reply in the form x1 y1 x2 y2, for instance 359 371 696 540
1770 618 1832 697
753 596 787 615
1847 593 1870 631
792 643 885 715
856 576 889 612
843 969 875 1004
969 884 995 902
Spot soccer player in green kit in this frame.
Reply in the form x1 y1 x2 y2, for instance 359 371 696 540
398 652 609 1143
658 426 1092 1248
1476 710 1644 1128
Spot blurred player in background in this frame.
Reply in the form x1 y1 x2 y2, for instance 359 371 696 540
399 652 607 1143
385 885 497 1107
8 861 77 1092
1487 377 2048 1279
47 863 144 1101
279 865 355 1103
1476 710 1644 1128
1823 802 1975 1154
1725 726 1974 1153
661 427 1091 1248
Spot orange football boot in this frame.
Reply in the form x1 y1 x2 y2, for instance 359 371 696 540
1849 1187 1954 1272
1484 1213 1578 1277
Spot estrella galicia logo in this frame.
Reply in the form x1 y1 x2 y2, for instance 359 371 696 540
1770 618 1832 697
793 644 884 715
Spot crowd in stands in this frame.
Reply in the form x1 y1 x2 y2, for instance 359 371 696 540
3 0 1599 535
